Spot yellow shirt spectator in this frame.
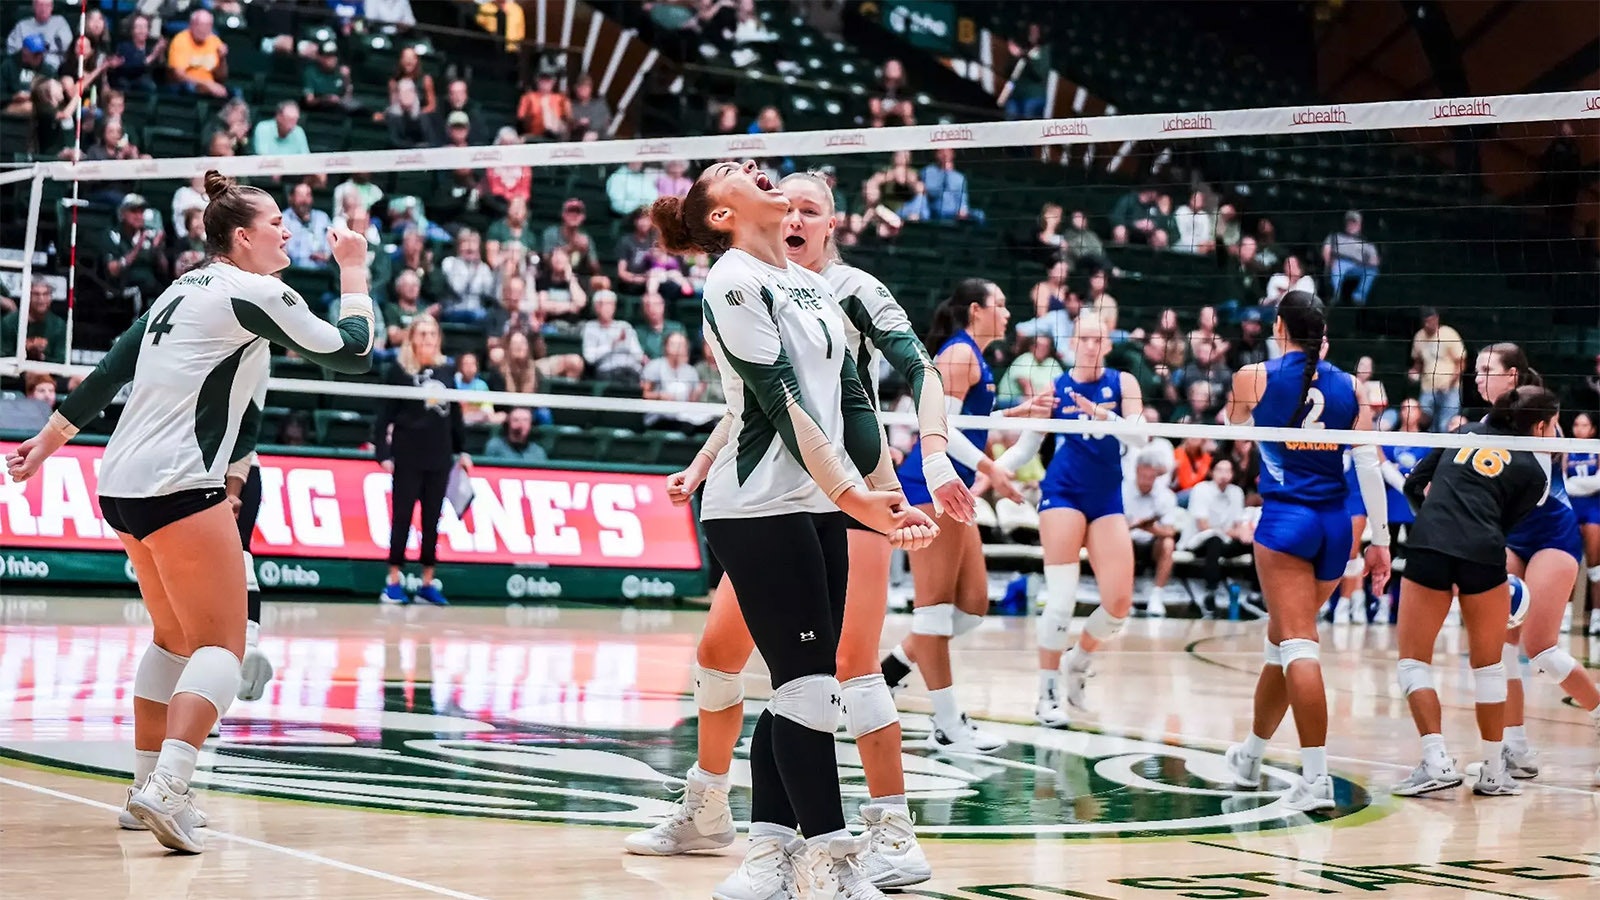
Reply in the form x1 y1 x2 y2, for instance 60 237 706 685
476 0 526 52
168 27 224 84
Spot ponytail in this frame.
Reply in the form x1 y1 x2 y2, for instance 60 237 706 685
1486 385 1559 435
650 173 730 256
1483 342 1543 388
925 277 994 356
1277 290 1328 425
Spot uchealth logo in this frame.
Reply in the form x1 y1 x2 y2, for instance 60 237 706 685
1161 113 1214 133
1584 95 1600 112
1290 106 1348 126
1041 122 1090 138
825 133 867 147
929 127 974 143
725 137 767 152
0 697 1372 837
1430 98 1493 120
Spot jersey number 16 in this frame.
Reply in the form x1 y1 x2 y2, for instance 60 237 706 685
1453 447 1511 477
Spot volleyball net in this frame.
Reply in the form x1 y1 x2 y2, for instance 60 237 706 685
3 90 1597 459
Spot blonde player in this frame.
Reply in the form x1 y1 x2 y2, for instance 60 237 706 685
6 171 375 853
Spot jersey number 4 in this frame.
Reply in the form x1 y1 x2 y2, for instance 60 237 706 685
147 295 185 345
1453 447 1511 477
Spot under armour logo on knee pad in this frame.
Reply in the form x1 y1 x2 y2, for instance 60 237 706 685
800 631 816 642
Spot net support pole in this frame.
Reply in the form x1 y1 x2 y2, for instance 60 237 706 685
63 0 89 364
8 168 47 378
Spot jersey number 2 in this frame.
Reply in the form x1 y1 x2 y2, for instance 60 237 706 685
1301 388 1327 429
1453 447 1511 478
148 295 184 345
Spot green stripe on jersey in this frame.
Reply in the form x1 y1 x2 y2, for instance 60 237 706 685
702 299 796 487
195 342 251 470
231 298 372 375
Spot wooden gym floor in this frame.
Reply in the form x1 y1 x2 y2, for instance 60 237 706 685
1 595 1598 899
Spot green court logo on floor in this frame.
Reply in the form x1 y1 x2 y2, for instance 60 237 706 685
2 698 1370 839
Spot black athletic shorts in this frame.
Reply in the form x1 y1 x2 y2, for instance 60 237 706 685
844 514 874 532
100 487 227 541
1403 546 1506 595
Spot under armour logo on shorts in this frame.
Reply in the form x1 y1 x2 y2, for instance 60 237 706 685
799 631 816 642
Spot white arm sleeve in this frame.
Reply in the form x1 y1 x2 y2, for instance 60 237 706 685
1351 444 1391 546
1380 459 1407 492
1566 473 1600 497
941 394 988 470
995 430 1044 474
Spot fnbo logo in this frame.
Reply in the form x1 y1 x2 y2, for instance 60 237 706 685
1 699 1370 838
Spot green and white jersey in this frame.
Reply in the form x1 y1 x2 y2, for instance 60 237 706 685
700 249 862 520
823 262 946 442
56 262 374 498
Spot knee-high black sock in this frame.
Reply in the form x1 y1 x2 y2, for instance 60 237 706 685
770 714 846 837
881 653 912 689
247 590 261 625
749 710 797 830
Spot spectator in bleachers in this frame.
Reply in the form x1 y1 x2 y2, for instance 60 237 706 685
1224 440 1261 502
167 9 229 98
1184 458 1254 609
431 79 486 146
485 127 532 211
581 289 647 385
1264 254 1314 308
569 74 611 141
1186 306 1228 359
0 281 65 363
283 182 332 268
1016 290 1080 365
110 14 166 94
381 270 425 348
389 46 436 113
485 196 536 271
869 58 915 127
1226 307 1269 371
366 0 418 30
904 148 982 223
386 78 434 149
476 0 526 53
614 207 657 294
207 96 252 154
391 228 439 301
1178 340 1229 417
858 151 919 239
534 247 589 324
1354 355 1391 430
1409 306 1465 433
637 289 687 360
177 207 206 258
1172 436 1212 496
1086 270 1119 330
25 371 56 405
1173 190 1215 255
102 193 168 311
1218 235 1266 308
171 173 207 239
61 9 112 90
1108 333 1168 415
1253 218 1284 272
303 40 357 113
997 23 1050 120
641 331 715 433
1110 188 1171 249
438 228 496 323
1570 355 1600 417
1063 209 1108 272
1125 442 1180 616
746 106 795 176
453 351 502 427
1171 379 1214 426
82 120 145 206
656 159 692 201
440 113 474 151
711 101 739 136
997 335 1064 410
254 99 310 158
5 1 71 71
484 407 549 463
1214 203 1241 256
205 128 235 157
1322 210 1380 305
2 35 55 116
516 70 570 141
607 161 660 217
1030 260 1073 318
485 273 536 349
1035 203 1068 260
541 198 593 259
333 191 382 244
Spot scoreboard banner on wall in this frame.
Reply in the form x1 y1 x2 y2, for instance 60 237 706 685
0 443 706 601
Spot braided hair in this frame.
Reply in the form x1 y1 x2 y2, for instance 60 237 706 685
1277 290 1328 426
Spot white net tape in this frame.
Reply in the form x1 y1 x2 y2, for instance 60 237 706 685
6 90 1598 456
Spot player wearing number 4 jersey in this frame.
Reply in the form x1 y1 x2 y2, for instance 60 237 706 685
1220 292 1391 812
6 171 375 855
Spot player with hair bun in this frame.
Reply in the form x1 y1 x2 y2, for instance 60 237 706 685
1220 290 1391 811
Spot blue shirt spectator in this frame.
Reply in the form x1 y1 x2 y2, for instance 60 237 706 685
283 183 332 267
905 149 984 224
253 100 311 156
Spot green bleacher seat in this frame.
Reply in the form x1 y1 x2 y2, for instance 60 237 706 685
607 430 661 466
313 409 374 448
546 425 609 461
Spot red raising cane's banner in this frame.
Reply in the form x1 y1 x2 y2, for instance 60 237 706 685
0 444 703 570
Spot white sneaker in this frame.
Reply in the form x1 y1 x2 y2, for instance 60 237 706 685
1391 758 1463 797
854 805 930 888
925 714 1006 754
623 771 736 855
1503 744 1539 780
238 623 274 702
712 835 796 900
1349 589 1366 625
1145 589 1167 618
1588 608 1600 637
125 771 205 853
118 778 209 831
1473 767 1523 796
792 840 840 900
1373 594 1393 626
1282 774 1335 812
796 835 887 900
1061 662 1089 710
1224 744 1262 788
1561 606 1574 633
1034 695 1072 729
1332 596 1354 625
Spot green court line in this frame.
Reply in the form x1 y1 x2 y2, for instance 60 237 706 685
1190 840 1555 900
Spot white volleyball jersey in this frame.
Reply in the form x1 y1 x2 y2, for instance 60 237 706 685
56 262 374 498
822 261 944 442
700 249 859 520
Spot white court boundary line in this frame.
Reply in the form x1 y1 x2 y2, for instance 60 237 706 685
0 774 494 900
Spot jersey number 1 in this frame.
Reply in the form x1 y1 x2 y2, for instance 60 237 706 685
1453 447 1511 477
148 295 184 345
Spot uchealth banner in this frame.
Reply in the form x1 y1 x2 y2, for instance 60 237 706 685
0 444 703 571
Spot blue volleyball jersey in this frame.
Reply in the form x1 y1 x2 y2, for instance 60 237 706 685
898 330 995 493
1042 367 1125 495
1254 352 1358 508
1383 442 1430 525
1569 451 1600 523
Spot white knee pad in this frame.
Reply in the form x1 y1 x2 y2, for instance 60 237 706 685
133 643 189 704
952 609 984 638
1473 662 1508 705
242 550 259 593
1588 565 1600 585
173 646 242 718
912 603 955 638
1263 638 1282 668
840 674 897 738
1530 646 1578 683
1278 638 1321 669
770 673 843 734
1083 606 1127 643
1502 643 1522 681
1344 557 1365 578
694 665 744 712
1397 658 1434 696
1037 564 1080 652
